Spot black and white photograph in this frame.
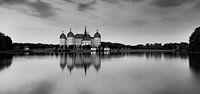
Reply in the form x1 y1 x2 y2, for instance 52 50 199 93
0 0 200 94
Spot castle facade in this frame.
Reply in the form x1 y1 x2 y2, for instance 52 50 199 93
59 27 101 49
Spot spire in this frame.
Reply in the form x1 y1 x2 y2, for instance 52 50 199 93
70 28 72 32
62 30 64 33
84 26 87 35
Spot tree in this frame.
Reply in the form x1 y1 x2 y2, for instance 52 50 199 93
0 37 7 50
189 27 200 52
0 32 13 50
4 36 13 49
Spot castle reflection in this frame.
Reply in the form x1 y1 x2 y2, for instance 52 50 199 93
60 53 101 74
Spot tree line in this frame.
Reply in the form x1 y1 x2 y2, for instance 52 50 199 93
12 42 189 51
101 42 189 51
1 26 200 52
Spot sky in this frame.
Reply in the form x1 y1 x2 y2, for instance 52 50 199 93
0 0 200 45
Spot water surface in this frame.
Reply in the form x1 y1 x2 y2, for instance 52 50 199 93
0 52 199 94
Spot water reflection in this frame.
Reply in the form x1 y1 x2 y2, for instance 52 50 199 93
0 52 190 75
127 52 188 59
189 54 200 73
0 54 13 72
60 53 101 74
0 52 198 94
163 52 188 59
58 52 189 75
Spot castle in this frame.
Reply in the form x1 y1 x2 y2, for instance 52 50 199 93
59 27 101 49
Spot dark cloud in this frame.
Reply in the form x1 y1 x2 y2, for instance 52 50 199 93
126 0 145 2
101 0 145 4
63 0 74 3
77 0 97 11
0 0 56 18
101 0 119 3
63 0 97 11
29 1 56 18
0 0 26 4
151 0 192 8
193 1 200 9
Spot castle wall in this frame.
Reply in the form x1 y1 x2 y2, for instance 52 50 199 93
75 38 82 46
91 39 95 47
66 37 74 46
82 40 92 46
94 38 101 47
60 39 66 45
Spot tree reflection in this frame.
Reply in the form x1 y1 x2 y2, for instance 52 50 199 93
189 54 200 73
0 54 13 72
59 53 101 75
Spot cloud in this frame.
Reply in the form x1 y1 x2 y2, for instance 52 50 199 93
101 0 145 4
0 0 26 4
101 0 119 4
0 0 56 18
150 0 192 8
192 1 200 10
77 0 97 11
126 0 145 2
29 1 56 18
63 0 97 11
147 0 200 23
63 0 74 3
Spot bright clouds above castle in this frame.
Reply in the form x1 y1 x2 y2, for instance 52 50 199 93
0 0 200 45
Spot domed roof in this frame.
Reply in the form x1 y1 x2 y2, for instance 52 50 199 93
60 33 67 39
94 31 101 38
67 31 74 37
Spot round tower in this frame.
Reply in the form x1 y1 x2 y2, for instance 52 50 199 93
59 31 67 49
94 30 101 47
66 29 75 47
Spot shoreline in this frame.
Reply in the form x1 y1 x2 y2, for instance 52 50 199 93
0 49 184 54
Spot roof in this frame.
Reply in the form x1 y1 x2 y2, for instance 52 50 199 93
67 31 74 37
60 33 67 39
75 34 84 38
83 34 91 40
94 32 101 38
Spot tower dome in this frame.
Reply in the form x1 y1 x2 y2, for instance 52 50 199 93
94 30 101 38
60 31 67 39
67 29 74 37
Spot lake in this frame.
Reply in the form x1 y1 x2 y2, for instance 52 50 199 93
0 52 200 94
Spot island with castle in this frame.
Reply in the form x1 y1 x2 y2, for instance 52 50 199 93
58 27 106 52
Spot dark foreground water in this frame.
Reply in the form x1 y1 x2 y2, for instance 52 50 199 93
0 52 200 94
